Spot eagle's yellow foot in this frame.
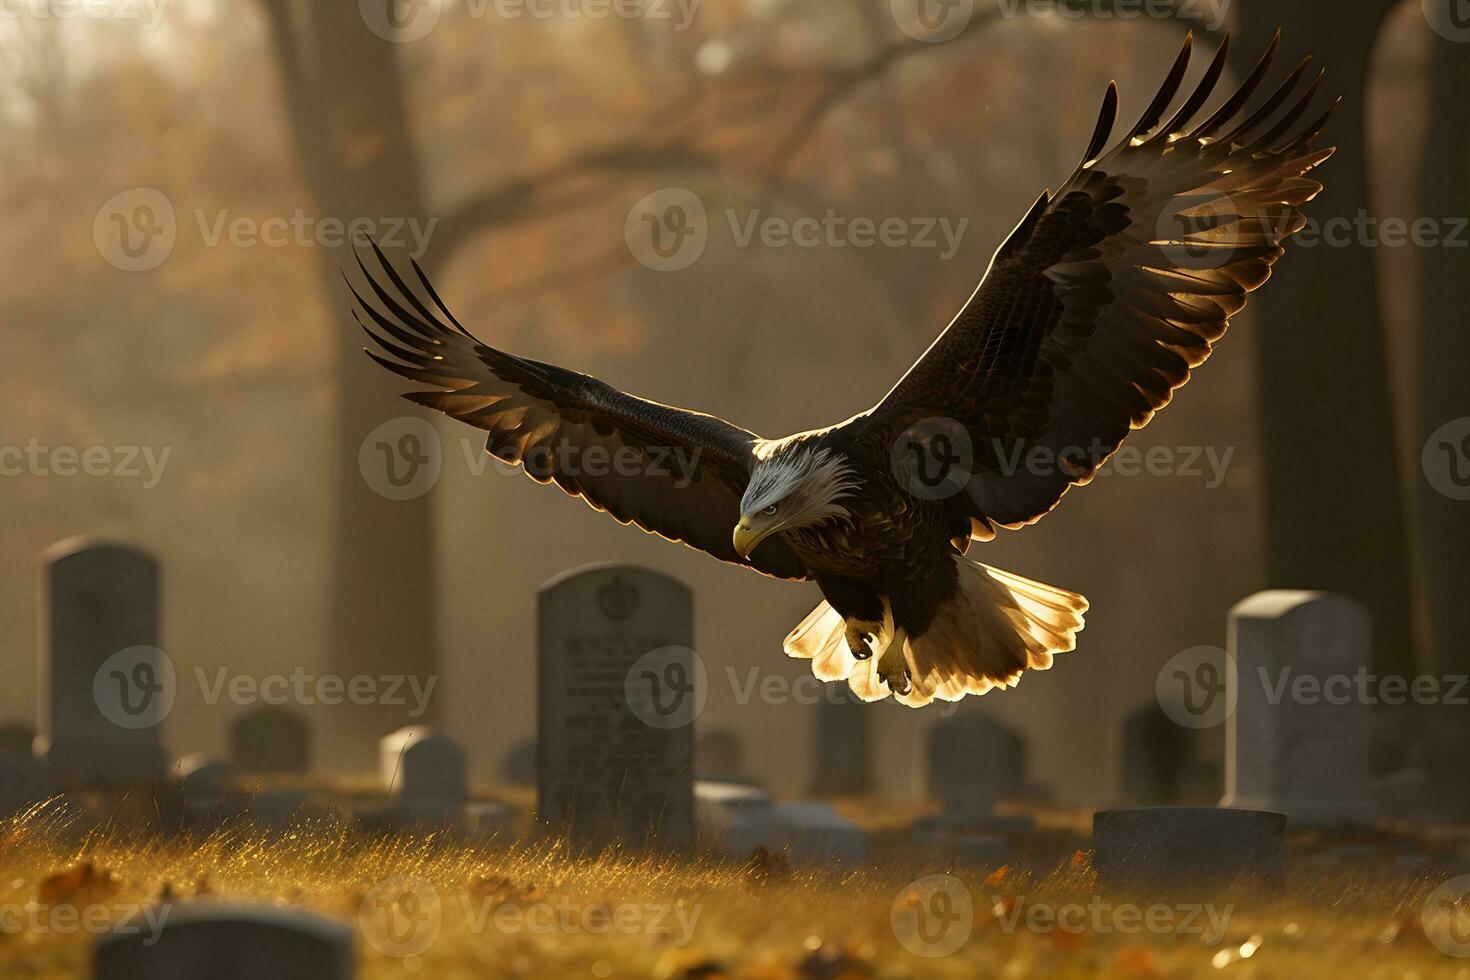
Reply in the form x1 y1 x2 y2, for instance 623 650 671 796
878 641 911 695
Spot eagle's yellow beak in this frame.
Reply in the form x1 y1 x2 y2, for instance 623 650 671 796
732 519 765 558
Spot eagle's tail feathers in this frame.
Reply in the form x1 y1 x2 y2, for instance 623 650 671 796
894 558 1087 707
783 557 1086 707
783 601 854 682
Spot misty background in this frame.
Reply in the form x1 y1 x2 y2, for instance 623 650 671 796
1 0 1463 804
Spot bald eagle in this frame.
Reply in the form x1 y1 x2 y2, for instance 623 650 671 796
353 32 1335 707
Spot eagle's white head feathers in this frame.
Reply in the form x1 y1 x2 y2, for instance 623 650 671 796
732 443 860 557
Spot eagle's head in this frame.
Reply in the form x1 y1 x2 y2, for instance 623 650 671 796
733 443 860 557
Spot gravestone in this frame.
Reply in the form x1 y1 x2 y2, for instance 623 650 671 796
230 708 310 773
173 754 236 797
694 779 772 845
380 726 465 818
0 753 58 819
926 710 1024 823
1378 708 1470 823
776 802 868 864
1408 710 1470 821
500 736 536 786
0 723 34 754
94 903 353 980
1120 702 1220 805
1093 806 1286 895
159 756 242 832
538 564 695 851
1121 703 1190 804
697 729 745 780
1222 591 1376 825
459 801 516 842
37 539 169 785
810 688 870 796
915 830 1010 866
249 788 311 829
718 799 868 865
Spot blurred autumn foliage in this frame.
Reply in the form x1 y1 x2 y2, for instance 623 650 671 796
0 1 1457 794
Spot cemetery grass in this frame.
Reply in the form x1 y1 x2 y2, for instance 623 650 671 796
1 805 1467 978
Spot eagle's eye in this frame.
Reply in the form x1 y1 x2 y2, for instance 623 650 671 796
763 504 778 516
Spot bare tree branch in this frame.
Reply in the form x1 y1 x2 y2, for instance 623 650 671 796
425 139 721 272
417 0 1219 296
763 0 1214 186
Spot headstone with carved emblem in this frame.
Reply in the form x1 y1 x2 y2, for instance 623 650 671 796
37 538 170 785
537 564 697 851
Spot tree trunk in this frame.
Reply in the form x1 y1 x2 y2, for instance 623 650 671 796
1234 1 1415 671
1414 30 1470 675
259 0 438 762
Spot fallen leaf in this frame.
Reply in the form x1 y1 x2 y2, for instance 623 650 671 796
1109 946 1164 978
39 862 119 904
743 847 792 880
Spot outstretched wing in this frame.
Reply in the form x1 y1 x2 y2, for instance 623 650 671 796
864 32 1336 536
351 246 808 580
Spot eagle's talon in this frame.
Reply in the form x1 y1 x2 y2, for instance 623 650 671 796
845 622 881 662
876 642 911 695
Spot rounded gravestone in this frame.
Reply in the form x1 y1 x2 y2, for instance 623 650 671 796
0 753 58 819
0 723 35 754
925 710 1024 823
95 903 353 980
380 726 466 817
229 708 310 774
500 736 536 786
1223 590 1376 825
810 687 871 797
537 564 695 851
39 538 168 786
1093 806 1286 895
696 729 744 780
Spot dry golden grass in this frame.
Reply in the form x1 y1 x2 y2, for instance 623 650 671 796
1 800 1468 979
